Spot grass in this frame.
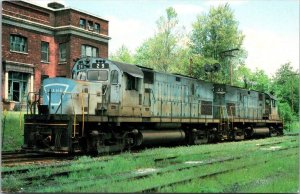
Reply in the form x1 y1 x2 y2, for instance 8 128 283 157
2 135 298 193
1 110 25 151
285 120 300 134
159 151 299 193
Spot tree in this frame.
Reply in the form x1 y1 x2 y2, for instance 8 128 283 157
109 45 134 64
233 64 252 88
271 63 299 123
190 3 246 83
251 69 270 92
135 7 185 72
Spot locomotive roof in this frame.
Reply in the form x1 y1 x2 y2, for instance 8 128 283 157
109 60 144 78
76 57 277 100
110 60 276 99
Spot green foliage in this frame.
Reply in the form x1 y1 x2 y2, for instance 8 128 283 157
188 54 219 81
277 102 294 122
237 68 271 92
251 69 270 91
1 175 25 192
190 3 246 83
109 45 134 64
271 63 299 121
135 7 187 72
2 111 24 151
233 64 252 88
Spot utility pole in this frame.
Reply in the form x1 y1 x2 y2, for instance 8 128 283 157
219 48 239 85
189 58 193 77
230 62 233 86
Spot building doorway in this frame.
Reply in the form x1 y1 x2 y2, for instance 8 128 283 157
8 72 29 102
12 81 20 101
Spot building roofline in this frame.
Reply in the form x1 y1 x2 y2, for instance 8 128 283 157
2 14 111 42
18 0 109 22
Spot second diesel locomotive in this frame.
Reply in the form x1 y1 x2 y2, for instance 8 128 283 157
23 57 283 154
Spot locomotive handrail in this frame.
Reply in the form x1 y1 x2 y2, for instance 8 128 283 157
26 90 279 123
71 93 77 138
102 84 109 96
81 92 85 136
54 92 64 115
26 91 41 115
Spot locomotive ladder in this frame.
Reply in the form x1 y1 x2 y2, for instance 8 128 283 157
220 106 230 130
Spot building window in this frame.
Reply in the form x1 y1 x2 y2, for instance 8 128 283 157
81 45 98 57
80 18 86 29
59 43 67 62
8 72 29 102
88 21 93 30
94 23 100 33
10 35 27 53
41 41 49 62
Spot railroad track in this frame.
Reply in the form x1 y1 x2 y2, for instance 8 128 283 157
2 150 74 167
1 135 298 192
2 135 296 174
20 142 298 192
42 145 298 192
137 152 298 192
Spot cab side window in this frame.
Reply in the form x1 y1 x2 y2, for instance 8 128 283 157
126 75 138 90
111 70 119 84
272 99 276 107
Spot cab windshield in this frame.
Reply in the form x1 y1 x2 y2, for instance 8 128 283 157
87 70 108 81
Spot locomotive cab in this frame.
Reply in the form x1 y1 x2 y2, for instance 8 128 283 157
263 93 279 120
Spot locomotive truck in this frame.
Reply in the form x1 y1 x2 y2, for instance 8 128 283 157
23 57 283 154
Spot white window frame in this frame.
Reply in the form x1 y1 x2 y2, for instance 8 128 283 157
41 41 49 62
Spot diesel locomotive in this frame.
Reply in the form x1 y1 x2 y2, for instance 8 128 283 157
23 57 283 154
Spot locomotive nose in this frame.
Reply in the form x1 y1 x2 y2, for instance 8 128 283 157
42 77 76 114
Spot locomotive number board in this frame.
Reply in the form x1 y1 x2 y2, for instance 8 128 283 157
91 63 109 69
214 84 226 94
77 64 85 70
77 62 109 70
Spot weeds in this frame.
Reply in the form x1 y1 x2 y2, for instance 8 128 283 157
2 111 25 151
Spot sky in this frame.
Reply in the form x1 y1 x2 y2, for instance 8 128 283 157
29 0 299 76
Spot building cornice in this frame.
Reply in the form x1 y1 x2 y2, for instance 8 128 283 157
2 14 111 43
4 60 35 67
17 0 109 22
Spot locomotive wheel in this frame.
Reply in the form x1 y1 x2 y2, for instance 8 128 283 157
193 129 209 145
270 130 279 137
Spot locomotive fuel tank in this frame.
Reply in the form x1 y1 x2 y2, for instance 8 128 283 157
136 130 186 146
251 127 270 136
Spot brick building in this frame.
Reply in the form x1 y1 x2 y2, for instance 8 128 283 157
1 0 110 105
